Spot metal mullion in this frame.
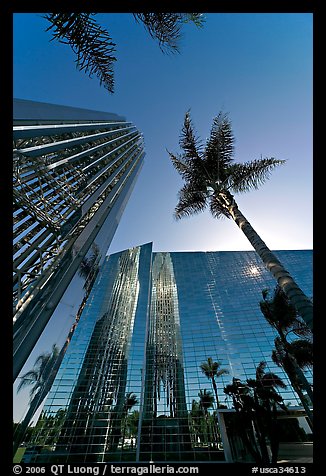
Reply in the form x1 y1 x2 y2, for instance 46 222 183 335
14 214 33 236
16 127 136 158
13 220 40 245
84 140 139 192
99 149 144 212
65 148 142 246
81 133 141 174
43 131 138 171
13 227 46 258
14 245 63 301
13 122 133 140
21 164 83 192
80 147 140 216
14 228 55 268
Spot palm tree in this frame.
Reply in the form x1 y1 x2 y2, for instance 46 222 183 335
260 286 313 427
43 13 205 93
200 357 229 409
190 400 202 445
198 389 214 415
224 362 288 463
198 389 214 445
120 393 139 448
78 243 100 292
224 377 263 463
168 111 313 331
123 392 139 415
14 344 59 455
272 337 313 428
247 361 288 463
200 357 229 450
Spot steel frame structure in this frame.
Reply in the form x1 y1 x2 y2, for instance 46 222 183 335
13 101 145 379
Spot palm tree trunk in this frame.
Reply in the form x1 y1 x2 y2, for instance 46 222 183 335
277 334 313 429
211 378 225 439
281 340 313 404
234 408 264 463
227 199 313 331
283 365 313 430
211 377 220 408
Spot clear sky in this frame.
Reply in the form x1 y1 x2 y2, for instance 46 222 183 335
13 12 313 256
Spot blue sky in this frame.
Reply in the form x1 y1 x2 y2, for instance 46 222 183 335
14 13 313 256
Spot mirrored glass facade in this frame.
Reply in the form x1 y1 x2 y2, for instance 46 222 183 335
13 99 145 380
25 244 312 463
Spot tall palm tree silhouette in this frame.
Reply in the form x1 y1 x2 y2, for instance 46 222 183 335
168 111 313 330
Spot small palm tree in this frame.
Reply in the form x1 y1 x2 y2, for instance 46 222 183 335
198 389 214 415
44 13 205 93
200 357 229 409
123 392 139 415
168 111 313 330
198 389 214 445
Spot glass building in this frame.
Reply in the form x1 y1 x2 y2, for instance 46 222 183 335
23 243 313 463
13 99 145 380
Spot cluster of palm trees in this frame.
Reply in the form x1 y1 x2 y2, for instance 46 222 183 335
193 284 313 463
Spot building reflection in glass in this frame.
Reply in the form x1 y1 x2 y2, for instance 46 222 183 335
25 245 312 463
31 245 150 463
140 252 193 461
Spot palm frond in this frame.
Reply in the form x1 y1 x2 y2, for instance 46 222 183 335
216 368 229 377
229 158 285 194
182 13 206 28
287 339 313 368
17 371 39 393
204 112 235 179
174 183 207 220
255 361 267 381
260 285 298 331
291 319 313 340
209 193 232 219
168 152 194 181
132 13 204 54
262 372 287 389
43 13 116 93
180 111 203 160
